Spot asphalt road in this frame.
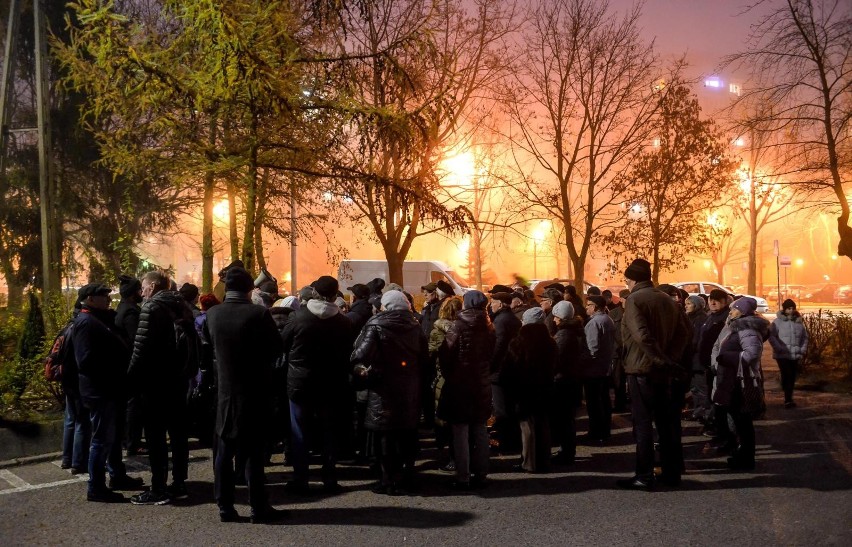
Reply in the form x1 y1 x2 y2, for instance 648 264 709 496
1 365 850 546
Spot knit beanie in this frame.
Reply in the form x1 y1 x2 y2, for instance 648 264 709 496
731 297 757 316
624 258 652 282
522 307 546 325
381 290 411 311
118 274 141 299
686 295 706 311
552 300 575 320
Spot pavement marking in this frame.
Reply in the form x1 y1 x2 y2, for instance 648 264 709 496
0 475 88 496
0 469 32 489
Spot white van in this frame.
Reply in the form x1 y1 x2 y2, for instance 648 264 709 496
337 260 472 296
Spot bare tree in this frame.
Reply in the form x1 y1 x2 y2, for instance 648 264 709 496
725 0 851 259
605 84 737 283
327 0 514 284
504 0 664 290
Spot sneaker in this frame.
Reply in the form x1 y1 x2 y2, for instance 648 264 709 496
70 467 87 476
109 474 144 491
87 490 127 503
784 400 797 409
166 482 188 500
615 476 655 491
439 461 456 473
130 490 171 506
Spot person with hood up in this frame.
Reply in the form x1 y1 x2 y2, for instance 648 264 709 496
712 297 770 471
769 299 808 408
282 275 353 493
351 290 427 495
438 290 496 490
500 308 556 473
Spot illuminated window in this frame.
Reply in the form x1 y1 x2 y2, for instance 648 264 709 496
729 83 741 95
704 78 722 88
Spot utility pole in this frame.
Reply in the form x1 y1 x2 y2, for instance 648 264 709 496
0 0 61 301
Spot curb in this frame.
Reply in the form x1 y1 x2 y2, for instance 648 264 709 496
0 451 62 469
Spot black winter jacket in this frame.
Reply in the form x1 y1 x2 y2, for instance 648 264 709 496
437 308 495 424
346 298 373 336
73 307 130 403
553 317 588 382
115 298 141 345
282 300 353 404
491 307 521 382
351 309 426 430
127 291 195 394
697 306 729 370
500 323 556 418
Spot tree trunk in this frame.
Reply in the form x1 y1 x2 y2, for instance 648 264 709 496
241 153 257 274
385 247 404 286
747 222 758 295
652 245 660 285
201 116 217 293
253 168 269 272
5 280 24 312
472 227 482 289
227 181 239 262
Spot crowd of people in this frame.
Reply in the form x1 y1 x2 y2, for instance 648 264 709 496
58 257 808 523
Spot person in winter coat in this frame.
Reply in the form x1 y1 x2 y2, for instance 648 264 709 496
267 296 300 464
769 299 808 408
188 293 219 447
489 291 523 454
346 284 373 335
582 295 616 441
204 267 286 523
418 280 453 429
609 289 630 412
127 271 199 505
351 290 427 495
550 301 586 465
61 300 91 476
429 297 463 471
115 274 145 457
500 309 556 473
618 259 691 490
712 297 770 471
73 283 142 503
685 295 710 422
438 290 496 489
697 290 733 445
282 276 353 493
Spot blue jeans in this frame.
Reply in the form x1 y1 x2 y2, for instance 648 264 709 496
86 399 116 494
62 393 91 470
289 399 340 485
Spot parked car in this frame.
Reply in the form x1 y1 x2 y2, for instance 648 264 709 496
833 285 852 304
671 281 770 314
766 284 809 304
805 282 841 303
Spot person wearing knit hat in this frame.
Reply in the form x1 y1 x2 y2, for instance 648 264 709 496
179 283 202 318
618 257 691 490
351 277 425 495
119 274 142 300
624 258 652 283
439 287 494 489
366 278 386 297
769 298 807 408
551 300 574 320
435 280 455 298
311 275 340 301
225 267 254 293
582 293 616 442
730 297 757 316
714 294 770 472
213 259 245 302
381 289 411 311
463 290 488 310
522 307 546 325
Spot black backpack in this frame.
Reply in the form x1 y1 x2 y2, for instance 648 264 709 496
44 320 75 382
166 304 201 380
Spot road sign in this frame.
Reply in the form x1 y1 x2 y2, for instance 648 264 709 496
780 256 792 267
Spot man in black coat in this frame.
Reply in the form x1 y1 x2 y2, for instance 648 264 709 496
282 275 353 493
205 267 286 523
127 271 198 505
697 289 733 444
115 274 145 456
489 291 522 453
346 283 373 335
72 283 138 503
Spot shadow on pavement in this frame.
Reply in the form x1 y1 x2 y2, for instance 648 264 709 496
247 506 476 528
